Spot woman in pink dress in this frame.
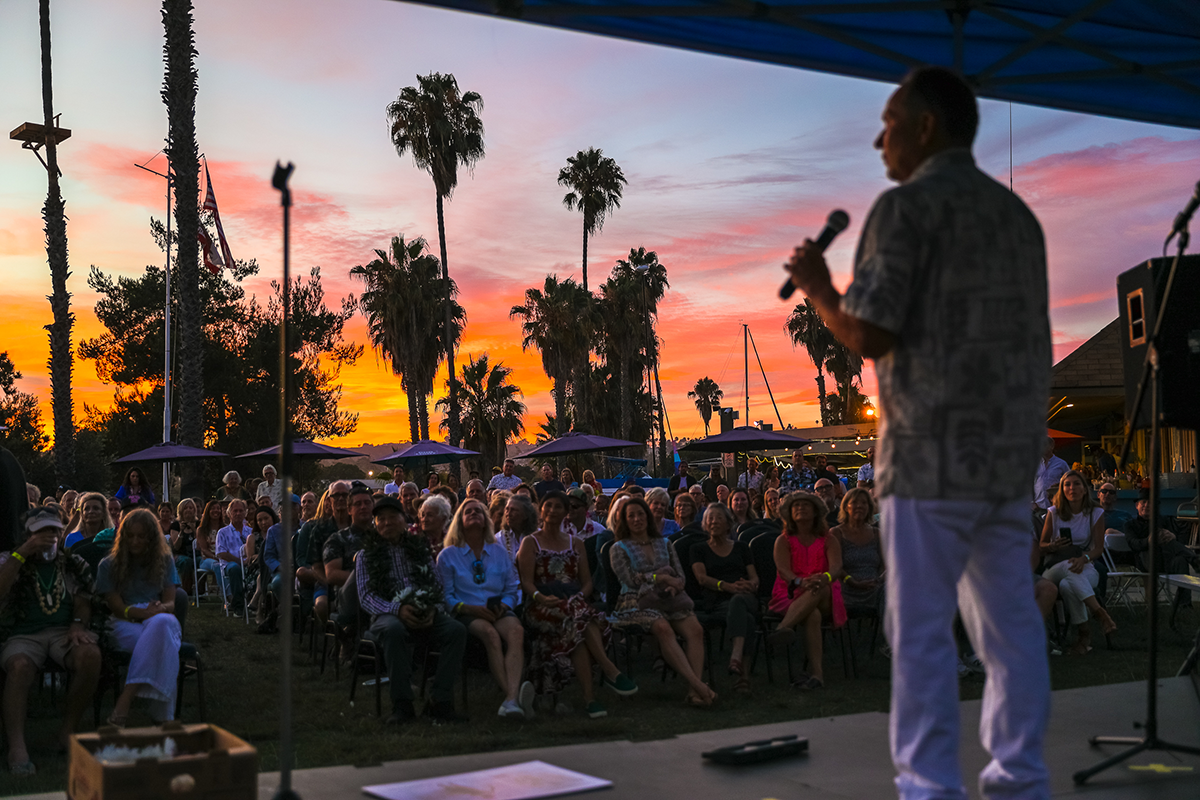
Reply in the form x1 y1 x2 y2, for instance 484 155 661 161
769 491 846 689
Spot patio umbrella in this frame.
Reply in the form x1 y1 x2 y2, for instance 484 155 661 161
112 441 229 463
517 432 642 459
680 426 812 453
374 440 479 469
236 438 362 460
1048 428 1083 446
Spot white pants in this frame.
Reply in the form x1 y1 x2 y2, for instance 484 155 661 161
1041 560 1098 624
110 610 182 722
882 496 1050 800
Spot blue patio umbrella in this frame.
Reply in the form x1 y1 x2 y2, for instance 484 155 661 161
680 426 811 454
518 432 642 459
236 439 362 460
373 440 480 469
112 441 229 463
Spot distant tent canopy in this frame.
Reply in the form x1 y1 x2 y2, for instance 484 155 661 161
398 0 1200 130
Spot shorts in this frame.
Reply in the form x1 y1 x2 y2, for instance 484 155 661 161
1 626 73 670
314 585 328 599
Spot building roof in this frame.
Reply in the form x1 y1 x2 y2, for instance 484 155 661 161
1051 319 1124 396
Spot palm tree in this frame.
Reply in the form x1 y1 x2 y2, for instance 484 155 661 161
535 413 568 444
599 248 668 442
436 353 525 469
387 73 484 446
786 298 839 426
688 377 723 435
824 344 865 425
163 0 202 451
351 234 465 442
558 148 626 292
37 0 74 482
511 276 591 436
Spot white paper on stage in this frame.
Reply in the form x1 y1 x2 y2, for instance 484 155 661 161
362 760 612 800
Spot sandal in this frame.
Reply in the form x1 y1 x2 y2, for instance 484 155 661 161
8 760 36 777
106 712 127 729
792 675 824 691
685 692 711 707
734 674 751 693
728 658 744 676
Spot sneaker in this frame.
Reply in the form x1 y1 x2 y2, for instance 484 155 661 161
586 701 608 719
956 660 972 679
961 653 986 675
518 680 535 719
602 672 638 697
384 701 416 726
498 700 524 719
426 701 468 726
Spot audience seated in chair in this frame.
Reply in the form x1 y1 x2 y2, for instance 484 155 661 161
95 509 183 726
609 496 715 707
517 492 635 719
768 491 846 690
355 497 466 726
1038 471 1116 656
1 509 101 778
437 498 532 719
689 503 760 692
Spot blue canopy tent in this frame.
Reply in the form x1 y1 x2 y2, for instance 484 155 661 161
395 0 1200 130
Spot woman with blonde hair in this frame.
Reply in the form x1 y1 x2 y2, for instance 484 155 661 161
63 492 113 550
95 509 181 725
488 490 512 533
768 491 846 690
169 498 199 594
1039 470 1114 654
437 499 531 718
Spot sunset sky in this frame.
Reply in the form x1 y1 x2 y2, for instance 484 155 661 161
2 0 1198 450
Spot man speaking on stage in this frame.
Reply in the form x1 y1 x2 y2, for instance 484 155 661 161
783 66 1052 800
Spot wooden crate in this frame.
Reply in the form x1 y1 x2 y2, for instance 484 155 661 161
68 722 257 800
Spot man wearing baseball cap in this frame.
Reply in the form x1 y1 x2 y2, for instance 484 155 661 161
0 509 102 776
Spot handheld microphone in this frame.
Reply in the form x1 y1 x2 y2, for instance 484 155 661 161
1167 180 1200 242
779 209 851 300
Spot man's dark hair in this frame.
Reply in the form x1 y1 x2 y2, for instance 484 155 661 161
903 66 978 146
349 485 373 500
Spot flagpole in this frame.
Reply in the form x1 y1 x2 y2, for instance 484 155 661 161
134 155 173 503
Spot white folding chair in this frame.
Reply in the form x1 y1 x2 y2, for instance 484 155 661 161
1103 532 1147 611
1103 532 1174 609
192 539 228 611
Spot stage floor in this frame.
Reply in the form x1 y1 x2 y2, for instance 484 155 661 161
16 677 1200 799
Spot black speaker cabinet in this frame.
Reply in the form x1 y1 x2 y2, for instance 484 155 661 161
1117 255 1200 430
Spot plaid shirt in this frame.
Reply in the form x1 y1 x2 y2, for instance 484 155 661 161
354 537 444 617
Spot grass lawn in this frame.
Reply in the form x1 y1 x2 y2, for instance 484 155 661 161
3 601 1198 797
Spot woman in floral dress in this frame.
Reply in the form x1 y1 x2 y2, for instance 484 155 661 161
610 497 717 707
516 491 637 719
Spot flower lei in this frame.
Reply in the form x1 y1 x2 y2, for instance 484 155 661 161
363 531 444 613
0 553 97 642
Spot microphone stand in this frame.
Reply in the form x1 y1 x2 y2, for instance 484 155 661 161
271 161 301 800
1072 205 1199 784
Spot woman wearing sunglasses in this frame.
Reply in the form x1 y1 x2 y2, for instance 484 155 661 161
436 499 532 719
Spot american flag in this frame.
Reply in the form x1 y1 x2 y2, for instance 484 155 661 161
199 163 234 274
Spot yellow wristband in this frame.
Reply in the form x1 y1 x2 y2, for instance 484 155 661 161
10 551 26 564
717 580 723 592
823 572 832 582
454 601 465 614
123 606 133 620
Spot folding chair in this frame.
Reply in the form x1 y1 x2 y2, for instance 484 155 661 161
746 530 796 684
1102 533 1148 612
192 539 227 611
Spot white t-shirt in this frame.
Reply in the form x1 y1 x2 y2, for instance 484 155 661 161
1046 506 1103 548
